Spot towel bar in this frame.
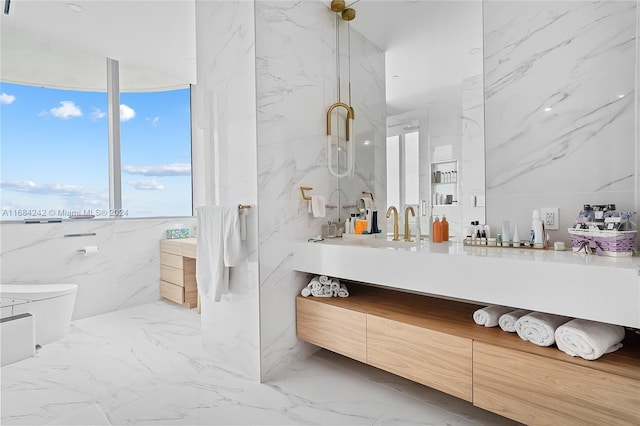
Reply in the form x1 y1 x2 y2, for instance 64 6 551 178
300 187 313 201
238 204 251 209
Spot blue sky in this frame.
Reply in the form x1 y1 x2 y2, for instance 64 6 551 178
0 82 192 219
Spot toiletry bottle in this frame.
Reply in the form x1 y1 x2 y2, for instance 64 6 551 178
432 216 443 243
532 210 544 248
512 222 520 247
480 229 487 245
441 215 449 241
501 220 511 247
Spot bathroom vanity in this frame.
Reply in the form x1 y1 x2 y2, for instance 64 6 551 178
159 238 198 308
294 238 640 425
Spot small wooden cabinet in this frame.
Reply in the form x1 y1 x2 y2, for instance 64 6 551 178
296 284 640 425
159 239 197 308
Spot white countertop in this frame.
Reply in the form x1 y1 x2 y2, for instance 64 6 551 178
293 237 640 328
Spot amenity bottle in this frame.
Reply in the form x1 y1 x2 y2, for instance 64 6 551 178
432 216 443 243
441 215 449 241
532 210 545 248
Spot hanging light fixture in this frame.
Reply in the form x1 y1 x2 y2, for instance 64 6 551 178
326 1 356 178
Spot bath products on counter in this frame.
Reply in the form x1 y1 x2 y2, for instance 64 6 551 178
432 216 443 243
501 220 511 247
441 215 449 241
512 222 520 247
531 210 545 248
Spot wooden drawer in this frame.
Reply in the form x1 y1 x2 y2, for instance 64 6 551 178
160 239 183 256
473 341 640 425
296 297 366 363
160 252 183 269
160 280 184 304
367 315 472 402
160 264 184 286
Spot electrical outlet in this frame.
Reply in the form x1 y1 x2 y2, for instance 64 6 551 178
541 207 559 230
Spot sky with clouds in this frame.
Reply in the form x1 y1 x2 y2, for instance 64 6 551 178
0 82 192 218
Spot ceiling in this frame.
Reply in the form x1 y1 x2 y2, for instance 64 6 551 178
0 0 482 112
0 0 196 91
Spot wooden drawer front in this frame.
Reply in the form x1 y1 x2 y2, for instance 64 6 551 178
161 264 184 286
160 240 182 256
182 243 196 259
473 341 640 426
160 252 183 269
160 280 184 304
296 297 366 363
367 315 472 402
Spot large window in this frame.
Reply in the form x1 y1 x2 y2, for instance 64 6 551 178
1 64 192 220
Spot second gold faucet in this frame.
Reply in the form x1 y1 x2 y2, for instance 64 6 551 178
404 206 415 242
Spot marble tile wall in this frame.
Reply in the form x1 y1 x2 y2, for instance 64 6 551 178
461 74 486 232
0 217 195 320
254 0 385 381
191 0 260 381
484 0 639 246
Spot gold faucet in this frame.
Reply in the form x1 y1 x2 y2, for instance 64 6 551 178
386 206 399 241
404 206 415 242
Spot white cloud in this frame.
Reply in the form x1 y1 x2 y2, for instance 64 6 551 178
0 92 16 104
128 179 165 190
90 107 106 121
1 179 92 196
49 101 82 119
120 104 136 122
145 116 160 126
123 163 191 176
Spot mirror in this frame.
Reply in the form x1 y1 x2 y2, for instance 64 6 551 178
350 0 485 238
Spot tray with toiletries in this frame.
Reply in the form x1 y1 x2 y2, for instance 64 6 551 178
567 205 636 257
463 239 548 250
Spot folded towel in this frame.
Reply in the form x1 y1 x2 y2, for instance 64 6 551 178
515 312 571 346
499 309 532 333
473 305 513 327
336 283 349 298
555 319 625 360
300 286 311 297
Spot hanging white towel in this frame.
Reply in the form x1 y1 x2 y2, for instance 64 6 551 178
311 195 326 218
555 319 625 360
196 205 246 302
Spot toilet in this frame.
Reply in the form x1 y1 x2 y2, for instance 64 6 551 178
0 283 78 346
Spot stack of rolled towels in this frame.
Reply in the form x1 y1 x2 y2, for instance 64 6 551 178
473 305 626 360
300 275 349 298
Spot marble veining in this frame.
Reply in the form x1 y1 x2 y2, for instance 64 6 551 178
485 0 638 245
1 300 517 425
255 0 386 381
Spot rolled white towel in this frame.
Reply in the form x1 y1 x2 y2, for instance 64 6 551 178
310 285 331 297
329 279 341 296
318 275 332 285
555 319 625 360
336 283 349 298
300 286 312 297
473 305 513 327
515 312 571 346
499 309 532 333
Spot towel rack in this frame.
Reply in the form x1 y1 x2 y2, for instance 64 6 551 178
238 204 251 210
300 186 313 201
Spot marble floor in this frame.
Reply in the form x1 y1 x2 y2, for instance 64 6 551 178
1 300 518 426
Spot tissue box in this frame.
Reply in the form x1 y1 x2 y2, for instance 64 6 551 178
166 228 190 239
